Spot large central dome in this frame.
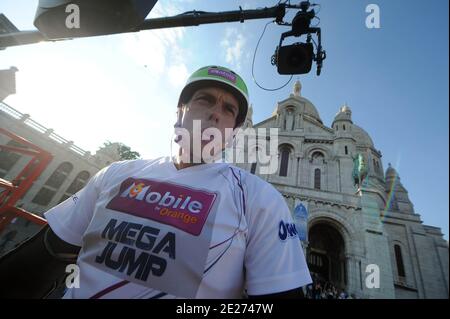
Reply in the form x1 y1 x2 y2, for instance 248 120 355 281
272 80 323 123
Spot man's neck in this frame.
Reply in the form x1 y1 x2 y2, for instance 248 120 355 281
174 150 204 170
174 148 223 170
173 159 202 170
173 155 222 170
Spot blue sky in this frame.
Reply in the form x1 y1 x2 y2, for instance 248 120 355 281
1 0 448 239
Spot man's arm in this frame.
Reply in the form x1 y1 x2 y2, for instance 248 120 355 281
0 224 80 298
244 178 312 297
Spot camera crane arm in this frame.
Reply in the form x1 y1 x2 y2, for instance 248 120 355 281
0 1 325 76
1 5 287 49
137 5 286 31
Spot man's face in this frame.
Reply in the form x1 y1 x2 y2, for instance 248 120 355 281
176 86 239 161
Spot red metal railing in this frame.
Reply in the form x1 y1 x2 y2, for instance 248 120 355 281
0 128 52 233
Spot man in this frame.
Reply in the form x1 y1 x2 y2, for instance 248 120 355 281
0 65 311 298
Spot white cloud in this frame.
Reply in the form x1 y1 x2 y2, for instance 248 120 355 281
220 28 247 71
168 64 189 89
148 1 181 18
122 32 167 75
121 1 189 87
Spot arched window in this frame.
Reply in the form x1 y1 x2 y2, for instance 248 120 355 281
314 168 321 189
372 159 380 174
66 170 90 194
45 162 73 188
59 170 90 203
250 162 257 175
343 124 346 131
345 146 348 155
32 162 73 206
311 151 324 165
0 140 24 178
279 146 291 177
394 244 406 278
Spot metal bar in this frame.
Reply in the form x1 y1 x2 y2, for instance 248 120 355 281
6 207 47 226
0 145 40 157
0 178 14 189
0 128 49 155
0 129 52 234
136 6 285 31
8 153 52 202
0 101 23 119
0 211 16 234
0 5 285 49
0 30 47 49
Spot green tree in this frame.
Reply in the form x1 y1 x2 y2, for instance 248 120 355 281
103 141 141 160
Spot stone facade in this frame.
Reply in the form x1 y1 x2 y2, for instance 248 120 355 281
234 81 448 299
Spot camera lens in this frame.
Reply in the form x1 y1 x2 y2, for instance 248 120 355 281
288 46 309 68
277 43 313 74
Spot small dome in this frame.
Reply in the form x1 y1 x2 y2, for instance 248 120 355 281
334 112 351 122
385 164 408 194
352 124 375 148
341 104 351 113
333 103 352 123
385 163 399 179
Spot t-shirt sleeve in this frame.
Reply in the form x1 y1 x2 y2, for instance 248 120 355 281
244 181 312 296
44 165 110 247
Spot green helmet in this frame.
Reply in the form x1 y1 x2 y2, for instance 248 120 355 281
178 65 249 127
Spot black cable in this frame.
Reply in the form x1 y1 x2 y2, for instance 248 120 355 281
311 16 321 27
310 34 318 51
251 20 293 91
310 3 321 27
312 3 321 15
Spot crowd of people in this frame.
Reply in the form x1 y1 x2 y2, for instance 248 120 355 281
303 275 358 299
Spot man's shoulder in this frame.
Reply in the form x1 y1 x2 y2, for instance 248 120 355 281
101 157 169 179
109 157 168 170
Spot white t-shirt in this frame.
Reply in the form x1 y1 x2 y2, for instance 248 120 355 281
45 157 311 299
